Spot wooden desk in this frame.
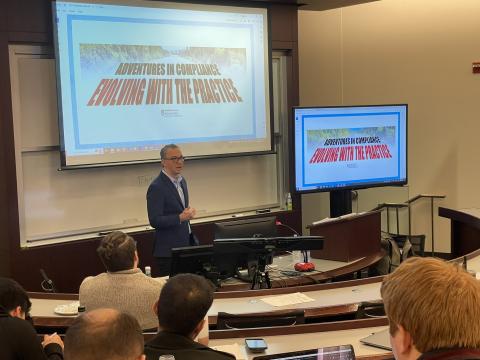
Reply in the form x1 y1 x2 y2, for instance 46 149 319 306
451 248 480 274
209 318 391 359
30 245 480 331
210 277 382 316
29 276 384 329
439 207 480 257
217 250 385 291
28 292 78 329
308 211 381 262
29 246 480 333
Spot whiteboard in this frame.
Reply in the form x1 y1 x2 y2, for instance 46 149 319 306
9 45 282 245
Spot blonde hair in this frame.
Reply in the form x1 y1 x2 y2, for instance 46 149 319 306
381 257 480 353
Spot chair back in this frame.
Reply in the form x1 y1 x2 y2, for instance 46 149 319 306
355 301 385 319
391 234 426 257
216 309 305 330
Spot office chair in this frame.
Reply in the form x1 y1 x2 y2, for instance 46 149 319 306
355 301 385 319
390 234 426 257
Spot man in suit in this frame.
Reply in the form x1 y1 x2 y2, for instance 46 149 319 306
147 144 197 276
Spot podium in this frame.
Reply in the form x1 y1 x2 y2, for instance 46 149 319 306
438 207 480 258
307 211 381 262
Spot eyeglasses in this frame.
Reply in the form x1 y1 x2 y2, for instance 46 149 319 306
163 156 185 162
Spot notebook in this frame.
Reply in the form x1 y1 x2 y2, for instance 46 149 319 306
359 328 392 351
253 345 355 360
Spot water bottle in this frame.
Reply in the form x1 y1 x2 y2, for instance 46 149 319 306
145 266 151 277
286 192 292 211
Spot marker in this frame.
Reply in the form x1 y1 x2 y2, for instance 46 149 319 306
232 213 244 218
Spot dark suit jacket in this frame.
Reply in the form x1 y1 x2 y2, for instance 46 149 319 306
144 331 235 360
0 310 63 360
147 171 195 257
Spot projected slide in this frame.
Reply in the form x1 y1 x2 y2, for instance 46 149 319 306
53 1 271 167
294 105 407 192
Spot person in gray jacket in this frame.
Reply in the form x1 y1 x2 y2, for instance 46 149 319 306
79 231 165 330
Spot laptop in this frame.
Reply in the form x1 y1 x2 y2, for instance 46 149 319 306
253 345 356 360
359 328 392 351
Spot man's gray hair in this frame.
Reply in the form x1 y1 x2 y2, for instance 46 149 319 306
160 144 179 160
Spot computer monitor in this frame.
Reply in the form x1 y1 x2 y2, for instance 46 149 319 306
213 236 324 288
214 216 277 239
170 245 215 279
214 236 324 254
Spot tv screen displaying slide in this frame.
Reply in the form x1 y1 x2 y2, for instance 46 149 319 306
294 104 407 193
52 0 271 167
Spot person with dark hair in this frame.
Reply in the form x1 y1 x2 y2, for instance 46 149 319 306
64 308 145 360
144 274 234 360
79 231 165 330
147 144 198 276
0 277 63 360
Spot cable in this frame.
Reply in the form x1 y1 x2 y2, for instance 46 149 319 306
276 221 310 262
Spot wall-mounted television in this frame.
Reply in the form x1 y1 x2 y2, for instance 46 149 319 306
52 0 272 168
293 104 408 194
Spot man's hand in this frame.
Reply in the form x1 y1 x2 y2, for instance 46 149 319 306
42 333 64 350
179 207 196 222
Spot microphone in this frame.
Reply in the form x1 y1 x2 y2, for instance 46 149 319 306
40 269 57 293
275 220 309 263
275 220 300 236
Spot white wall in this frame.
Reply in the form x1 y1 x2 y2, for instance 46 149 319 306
299 0 480 253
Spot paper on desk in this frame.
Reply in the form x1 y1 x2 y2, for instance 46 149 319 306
212 343 245 360
261 292 315 307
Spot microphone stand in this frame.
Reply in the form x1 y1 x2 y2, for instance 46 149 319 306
40 269 57 293
275 221 309 262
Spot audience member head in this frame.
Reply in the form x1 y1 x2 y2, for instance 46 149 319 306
381 257 480 360
97 231 138 272
156 273 214 338
0 277 31 319
64 308 144 360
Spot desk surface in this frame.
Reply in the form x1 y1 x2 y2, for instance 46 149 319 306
218 251 384 291
209 280 381 316
218 254 348 290
29 277 382 322
210 325 390 359
29 249 480 330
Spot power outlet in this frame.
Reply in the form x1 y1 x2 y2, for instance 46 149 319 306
473 62 480 74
